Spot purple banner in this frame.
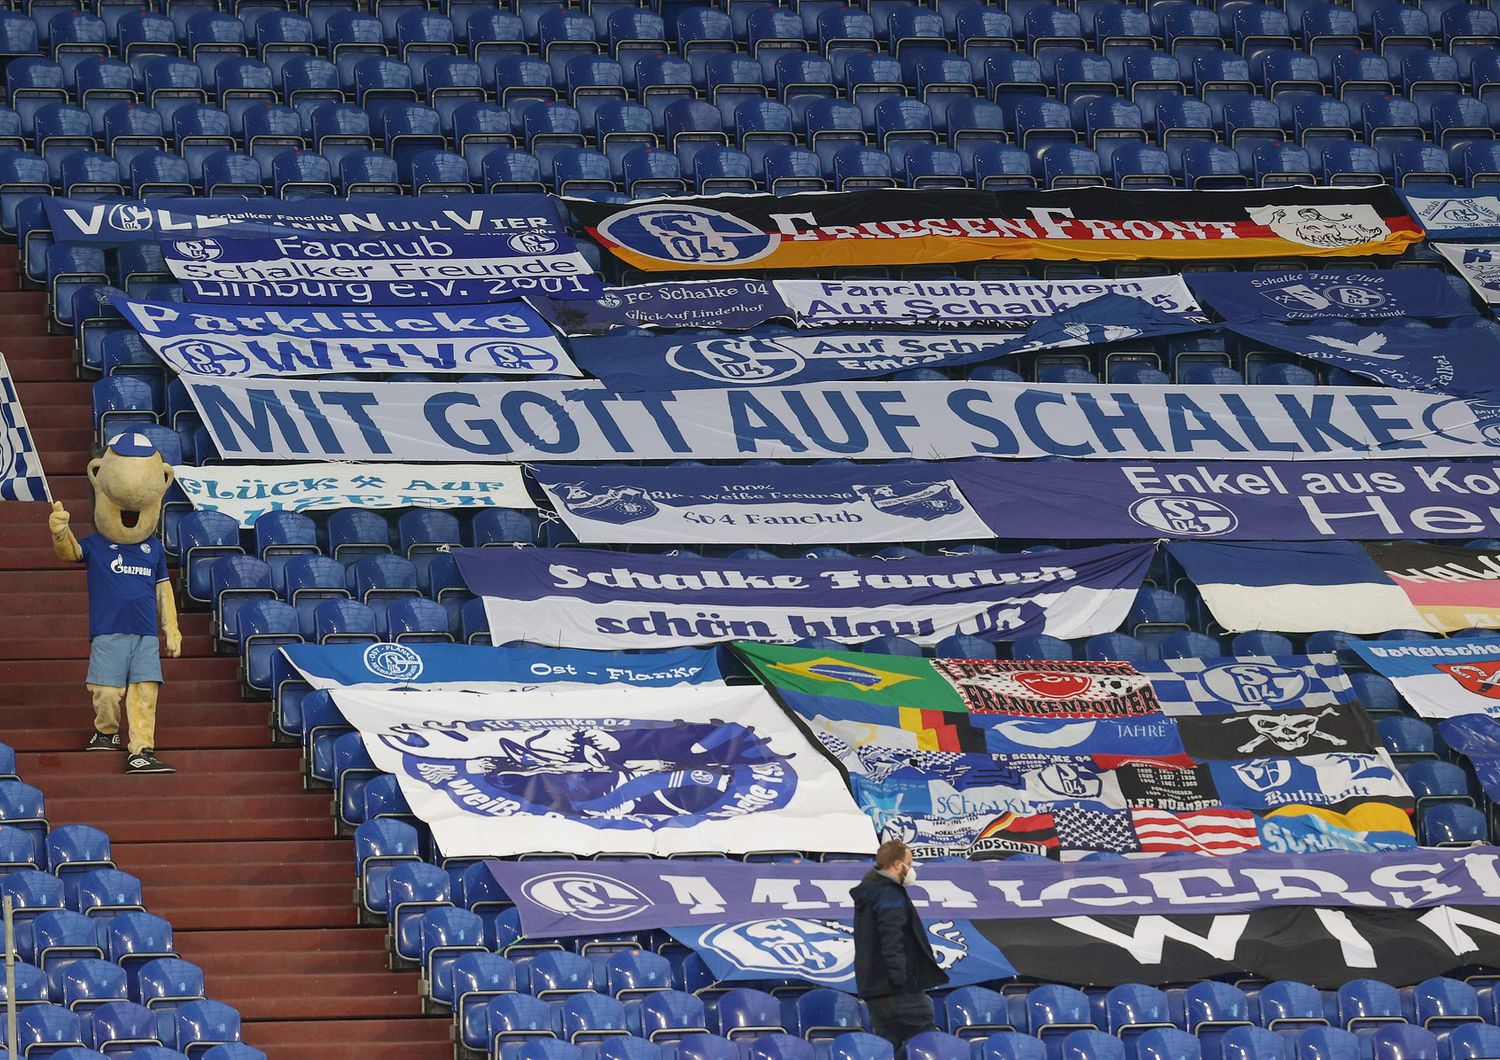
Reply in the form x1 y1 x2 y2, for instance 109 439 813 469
490 848 1500 938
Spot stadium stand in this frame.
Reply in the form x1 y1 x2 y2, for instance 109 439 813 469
8 0 1500 1059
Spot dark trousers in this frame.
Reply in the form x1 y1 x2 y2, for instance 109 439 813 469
867 991 937 1056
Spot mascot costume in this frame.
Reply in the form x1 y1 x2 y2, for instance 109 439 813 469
47 432 181 774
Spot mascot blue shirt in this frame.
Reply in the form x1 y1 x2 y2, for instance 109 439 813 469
79 535 169 640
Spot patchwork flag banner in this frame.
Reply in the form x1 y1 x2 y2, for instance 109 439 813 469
569 187 1421 272
1363 541 1500 632
0 353 49 501
332 684 878 858
114 298 580 378
455 544 1154 649
1224 319 1500 402
163 231 600 305
531 464 991 545
1167 541 1430 634
1186 269 1476 322
171 463 533 526
1401 191 1500 239
280 641 724 691
1433 243 1500 306
775 276 1201 329
1353 638 1500 719
950 459 1500 542
527 279 793 335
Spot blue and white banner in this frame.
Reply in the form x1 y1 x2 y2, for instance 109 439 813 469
1354 638 1500 719
1435 243 1500 307
1437 716 1500 802
113 298 579 378
1402 191 1500 240
1138 655 1352 715
528 279 793 336
1206 751 1411 814
1187 269 1476 322
453 544 1154 649
163 231 600 305
1226 319 1500 401
182 377 1500 463
951 459 1500 541
173 462 531 526
0 353 48 502
775 276 1201 328
281 641 723 691
1168 541 1428 634
332 684 878 857
532 463 990 544
668 917 1014 991
44 194 565 245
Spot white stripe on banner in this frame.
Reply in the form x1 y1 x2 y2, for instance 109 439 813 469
1434 243 1500 306
331 684 879 857
171 462 534 527
182 378 1500 462
0 353 49 502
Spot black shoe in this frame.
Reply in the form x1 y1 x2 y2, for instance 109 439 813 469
86 732 121 752
125 749 174 775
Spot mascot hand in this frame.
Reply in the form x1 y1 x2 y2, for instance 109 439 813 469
165 627 181 659
48 501 69 537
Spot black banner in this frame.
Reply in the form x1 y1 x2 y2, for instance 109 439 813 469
567 187 1422 273
1366 541 1500 634
1176 704 1379 761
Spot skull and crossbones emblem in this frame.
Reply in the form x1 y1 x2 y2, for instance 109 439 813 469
1236 708 1345 754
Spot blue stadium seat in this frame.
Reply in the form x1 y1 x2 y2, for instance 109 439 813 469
1445 1024 1500 1060
17 1004 86 1057
61 959 129 1015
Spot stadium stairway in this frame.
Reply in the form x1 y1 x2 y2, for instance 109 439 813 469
0 244 451 1059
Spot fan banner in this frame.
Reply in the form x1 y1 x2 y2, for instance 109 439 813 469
42 193 565 244
1353 639 1500 719
487 848 1500 934
1401 190 1500 239
113 297 580 378
567 187 1421 272
530 464 990 544
162 231 600 305
1364 541 1500 633
279 641 723 691
1185 269 1477 322
181 377 1500 463
774 276 1200 329
949 459 1500 541
330 684 878 858
1438 717 1500 804
1434 243 1500 306
526 279 793 335
452 543 1154 649
0 352 49 501
170 462 532 526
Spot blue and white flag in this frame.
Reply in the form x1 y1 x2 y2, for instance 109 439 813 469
1437 715 1500 802
1435 243 1500 307
1004 293 1205 355
528 279 793 336
113 298 579 377
1401 191 1500 239
1139 655 1353 715
1187 269 1476 322
44 194 565 244
1225 319 1500 401
531 463 990 545
1167 541 1428 634
331 684 878 857
570 329 1025 391
668 917 1014 990
1208 751 1413 813
454 544 1155 649
1353 638 1500 719
281 641 723 691
0 353 48 502
163 231 600 305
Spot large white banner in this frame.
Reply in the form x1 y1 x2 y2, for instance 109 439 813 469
183 378 1500 462
775 276 1201 328
332 684 879 857
114 298 580 378
1434 243 1500 306
172 462 533 526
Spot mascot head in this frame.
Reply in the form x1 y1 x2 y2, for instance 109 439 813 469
88 432 174 545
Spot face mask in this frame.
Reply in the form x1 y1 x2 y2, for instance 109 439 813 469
902 862 919 887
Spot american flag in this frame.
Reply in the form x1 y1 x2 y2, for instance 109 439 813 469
1130 808 1261 855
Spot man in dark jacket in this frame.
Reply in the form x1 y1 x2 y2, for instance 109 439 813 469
851 840 949 1054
